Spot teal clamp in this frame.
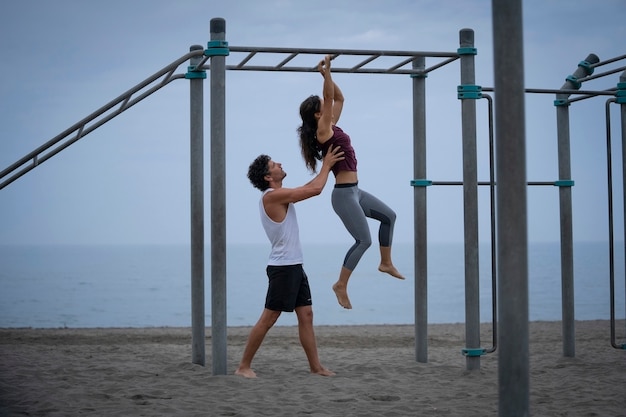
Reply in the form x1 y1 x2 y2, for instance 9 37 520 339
554 180 575 187
410 179 432 187
457 47 477 56
458 84 482 99
462 348 486 357
616 82 626 104
578 60 594 76
185 65 206 79
554 98 570 107
566 74 582 89
410 72 428 79
205 40 230 57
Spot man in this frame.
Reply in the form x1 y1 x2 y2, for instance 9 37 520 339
235 144 344 378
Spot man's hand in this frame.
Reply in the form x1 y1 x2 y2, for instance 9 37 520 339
322 144 344 169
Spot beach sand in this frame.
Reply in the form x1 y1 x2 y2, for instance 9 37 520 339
1 320 624 416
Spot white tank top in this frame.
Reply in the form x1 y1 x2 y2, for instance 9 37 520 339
260 189 304 266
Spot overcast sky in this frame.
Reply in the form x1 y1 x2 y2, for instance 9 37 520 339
0 0 624 246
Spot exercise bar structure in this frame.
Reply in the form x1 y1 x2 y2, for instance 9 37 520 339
2 13 625 416
1 20 480 374
197 19 471 375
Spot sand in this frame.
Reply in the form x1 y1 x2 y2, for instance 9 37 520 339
0 320 624 416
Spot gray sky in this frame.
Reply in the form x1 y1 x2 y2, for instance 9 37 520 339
1 0 624 246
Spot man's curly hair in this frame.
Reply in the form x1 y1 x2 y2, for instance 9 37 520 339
247 154 271 191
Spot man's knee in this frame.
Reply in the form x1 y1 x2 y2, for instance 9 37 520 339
295 305 314 322
260 309 281 328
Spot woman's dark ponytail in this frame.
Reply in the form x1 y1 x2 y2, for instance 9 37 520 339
298 95 322 172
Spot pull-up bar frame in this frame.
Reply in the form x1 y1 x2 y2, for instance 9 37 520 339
200 25 502 373
198 19 469 374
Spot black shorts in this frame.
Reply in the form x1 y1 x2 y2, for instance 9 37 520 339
265 264 312 312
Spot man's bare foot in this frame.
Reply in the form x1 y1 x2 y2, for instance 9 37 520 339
378 264 405 280
332 282 352 309
312 367 336 377
235 367 257 378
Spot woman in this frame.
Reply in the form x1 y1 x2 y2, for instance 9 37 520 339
297 55 405 310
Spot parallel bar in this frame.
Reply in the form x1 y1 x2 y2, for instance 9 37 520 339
579 65 626 83
0 51 200 189
199 46 459 76
592 54 626 68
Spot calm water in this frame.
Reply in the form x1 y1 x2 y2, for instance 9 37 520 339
0 242 624 328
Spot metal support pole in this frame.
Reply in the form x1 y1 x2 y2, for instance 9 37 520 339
555 53 600 358
412 57 428 363
189 45 206 366
605 98 617 348
210 17 228 375
459 29 481 371
555 77 575 358
492 0 529 415
607 71 626 348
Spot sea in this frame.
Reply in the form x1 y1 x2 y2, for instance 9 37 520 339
1 242 625 329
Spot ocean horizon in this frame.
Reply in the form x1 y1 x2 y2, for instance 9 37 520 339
1 241 624 329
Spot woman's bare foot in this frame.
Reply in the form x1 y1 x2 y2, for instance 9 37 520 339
378 264 405 280
332 282 352 309
312 367 336 377
235 367 257 378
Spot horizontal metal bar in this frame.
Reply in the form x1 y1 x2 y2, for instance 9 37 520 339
481 87 617 96
591 54 626 68
429 181 494 186
218 65 426 75
228 45 458 58
428 181 566 186
579 65 626 83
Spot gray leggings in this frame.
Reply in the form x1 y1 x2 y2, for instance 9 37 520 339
331 183 396 271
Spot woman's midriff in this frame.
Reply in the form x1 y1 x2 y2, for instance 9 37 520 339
335 170 358 184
